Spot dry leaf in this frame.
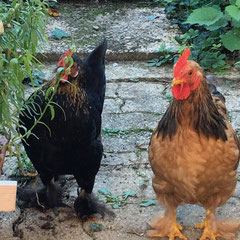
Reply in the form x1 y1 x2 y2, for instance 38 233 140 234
0 20 4 35
47 8 60 17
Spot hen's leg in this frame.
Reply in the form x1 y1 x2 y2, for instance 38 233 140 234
73 139 111 220
196 208 240 240
46 178 59 215
41 173 59 214
147 206 187 240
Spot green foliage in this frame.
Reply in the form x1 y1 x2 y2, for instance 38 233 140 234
0 0 48 151
51 27 71 40
89 223 104 233
221 29 240 52
122 190 137 200
185 1 240 53
185 7 223 26
11 150 36 181
139 199 157 207
151 0 240 72
102 127 153 137
139 179 149 189
148 44 178 67
102 127 125 136
98 187 137 209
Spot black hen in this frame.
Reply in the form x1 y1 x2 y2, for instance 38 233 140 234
19 40 109 219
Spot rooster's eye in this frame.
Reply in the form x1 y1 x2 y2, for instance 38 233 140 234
189 71 193 76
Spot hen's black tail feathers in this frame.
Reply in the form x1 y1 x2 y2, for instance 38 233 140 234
74 191 115 221
207 80 227 119
207 82 225 103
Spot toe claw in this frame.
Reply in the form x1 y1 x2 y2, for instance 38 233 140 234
147 222 187 240
53 207 59 216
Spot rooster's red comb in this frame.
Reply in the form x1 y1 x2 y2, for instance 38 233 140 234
174 48 191 78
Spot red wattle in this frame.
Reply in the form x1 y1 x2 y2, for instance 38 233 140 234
172 84 191 100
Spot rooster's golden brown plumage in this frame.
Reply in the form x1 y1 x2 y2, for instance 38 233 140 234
148 49 240 240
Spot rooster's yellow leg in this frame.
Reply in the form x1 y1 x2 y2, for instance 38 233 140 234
147 207 187 240
196 209 221 240
196 209 211 229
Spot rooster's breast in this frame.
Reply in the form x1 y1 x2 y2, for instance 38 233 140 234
149 126 239 206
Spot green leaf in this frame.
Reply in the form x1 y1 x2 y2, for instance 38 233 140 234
49 105 55 120
122 190 136 200
98 187 111 196
129 78 139 82
51 27 71 40
237 0 240 7
221 29 240 51
139 199 157 207
226 5 240 21
232 19 240 27
162 93 173 100
89 223 103 232
148 62 156 67
68 56 74 68
45 86 54 99
112 203 120 209
57 67 64 75
185 7 223 26
139 180 149 188
230 83 237 88
205 18 228 31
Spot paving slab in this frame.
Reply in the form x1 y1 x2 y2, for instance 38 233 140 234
2 59 240 239
42 2 180 61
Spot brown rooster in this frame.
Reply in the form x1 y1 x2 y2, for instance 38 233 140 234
148 48 240 240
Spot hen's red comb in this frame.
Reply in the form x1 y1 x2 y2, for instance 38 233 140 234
174 48 191 78
57 49 73 67
57 49 73 83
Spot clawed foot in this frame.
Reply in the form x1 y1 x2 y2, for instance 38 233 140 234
200 227 221 240
196 210 221 240
147 217 187 240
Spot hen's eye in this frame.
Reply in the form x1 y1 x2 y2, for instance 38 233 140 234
189 71 193 75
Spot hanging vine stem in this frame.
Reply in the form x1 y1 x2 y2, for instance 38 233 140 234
33 174 45 209
17 49 75 142
0 133 11 177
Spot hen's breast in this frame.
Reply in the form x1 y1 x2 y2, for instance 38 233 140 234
149 125 239 206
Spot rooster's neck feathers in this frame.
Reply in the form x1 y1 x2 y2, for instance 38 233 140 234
156 78 227 141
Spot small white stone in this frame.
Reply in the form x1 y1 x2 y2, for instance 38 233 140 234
93 25 99 31
0 20 4 35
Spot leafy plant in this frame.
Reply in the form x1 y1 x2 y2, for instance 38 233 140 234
10 150 36 181
122 190 137 200
148 44 178 67
151 0 240 72
185 3 240 52
102 128 125 136
89 223 104 233
98 187 137 209
139 179 149 189
23 69 45 87
0 0 48 168
102 127 153 137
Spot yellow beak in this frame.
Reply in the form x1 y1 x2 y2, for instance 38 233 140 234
171 78 183 87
